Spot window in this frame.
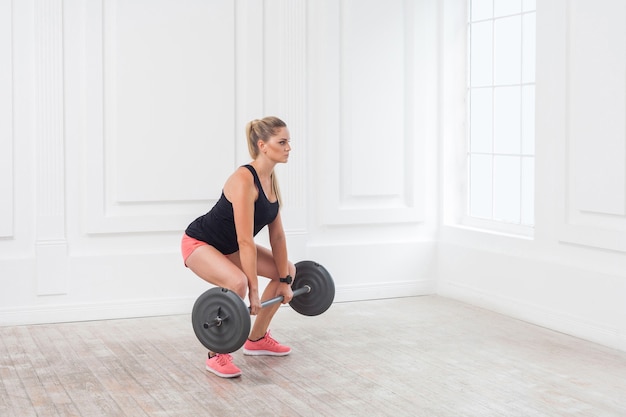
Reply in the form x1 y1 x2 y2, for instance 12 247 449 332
467 0 536 231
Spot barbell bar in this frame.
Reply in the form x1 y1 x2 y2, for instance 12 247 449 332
257 284 311 311
200 285 311 330
191 260 335 354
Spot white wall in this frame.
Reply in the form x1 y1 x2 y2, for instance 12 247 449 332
0 0 438 326
3 0 625 355
439 0 626 352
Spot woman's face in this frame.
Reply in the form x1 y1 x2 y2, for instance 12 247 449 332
260 127 291 163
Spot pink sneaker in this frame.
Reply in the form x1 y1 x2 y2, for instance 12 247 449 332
205 354 241 378
243 330 291 356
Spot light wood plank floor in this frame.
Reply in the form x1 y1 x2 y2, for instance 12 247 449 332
1 296 625 417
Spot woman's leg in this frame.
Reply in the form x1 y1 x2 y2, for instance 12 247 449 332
224 244 295 339
249 245 296 340
185 244 248 299
185 243 247 377
190 242 294 340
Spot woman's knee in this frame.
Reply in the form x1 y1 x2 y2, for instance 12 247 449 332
230 274 248 299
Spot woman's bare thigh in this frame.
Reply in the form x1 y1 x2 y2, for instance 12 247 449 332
226 245 287 280
185 244 247 297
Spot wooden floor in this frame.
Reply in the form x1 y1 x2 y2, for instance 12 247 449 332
1 296 626 417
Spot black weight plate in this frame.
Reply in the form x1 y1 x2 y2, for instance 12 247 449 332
191 287 250 354
290 261 335 316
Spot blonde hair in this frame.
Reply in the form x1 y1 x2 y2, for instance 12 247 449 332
245 116 287 206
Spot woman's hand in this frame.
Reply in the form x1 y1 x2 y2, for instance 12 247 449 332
248 291 261 315
276 283 293 304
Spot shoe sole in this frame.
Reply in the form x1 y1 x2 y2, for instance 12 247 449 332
242 348 291 356
205 365 241 378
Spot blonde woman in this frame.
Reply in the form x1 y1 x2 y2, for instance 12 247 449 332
181 116 295 378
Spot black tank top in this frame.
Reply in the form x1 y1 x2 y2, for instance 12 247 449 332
185 165 279 255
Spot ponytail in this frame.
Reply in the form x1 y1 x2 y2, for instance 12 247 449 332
245 116 287 206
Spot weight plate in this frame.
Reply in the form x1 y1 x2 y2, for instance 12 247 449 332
191 287 251 354
289 261 335 316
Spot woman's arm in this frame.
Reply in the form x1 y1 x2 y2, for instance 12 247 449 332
268 212 293 303
268 211 290 278
225 168 261 313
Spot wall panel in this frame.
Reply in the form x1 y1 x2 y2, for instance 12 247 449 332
341 0 405 198
83 0 236 234
0 0 13 238
569 0 626 216
559 0 626 252
263 0 308 231
309 0 431 226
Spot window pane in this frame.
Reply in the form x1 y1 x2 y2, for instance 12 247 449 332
470 154 493 218
521 157 534 226
522 0 536 12
494 155 521 223
470 21 493 87
522 12 536 83
466 0 534 230
494 86 521 154
471 0 493 21
494 0 520 17
522 85 535 154
494 15 521 85
470 88 493 153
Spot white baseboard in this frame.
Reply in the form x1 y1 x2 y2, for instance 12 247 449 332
439 280 626 353
0 297 196 327
0 279 437 327
334 279 437 303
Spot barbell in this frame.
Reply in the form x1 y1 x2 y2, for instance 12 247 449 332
191 260 335 354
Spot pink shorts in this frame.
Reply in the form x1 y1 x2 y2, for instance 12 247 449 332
181 234 208 265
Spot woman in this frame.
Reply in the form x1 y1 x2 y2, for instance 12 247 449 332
181 116 295 378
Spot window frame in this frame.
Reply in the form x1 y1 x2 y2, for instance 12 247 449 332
463 1 536 237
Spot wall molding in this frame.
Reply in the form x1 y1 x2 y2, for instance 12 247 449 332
80 0 236 234
263 0 308 230
0 0 14 238
34 0 68 295
308 0 432 227
558 0 626 253
34 0 65 237
0 279 436 327
0 296 195 327
334 279 436 303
